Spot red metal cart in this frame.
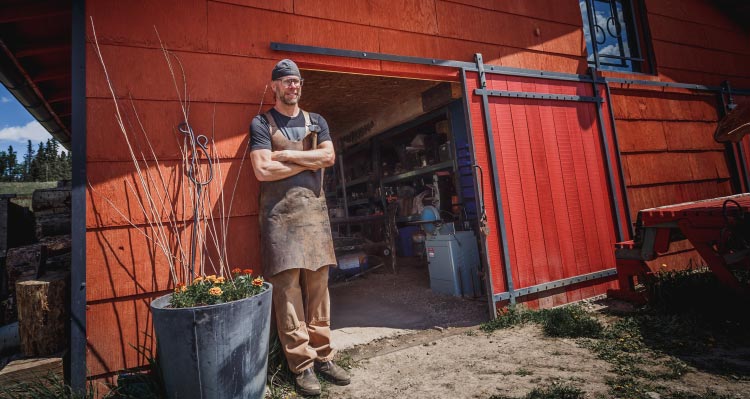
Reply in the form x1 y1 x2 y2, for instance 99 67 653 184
609 193 750 303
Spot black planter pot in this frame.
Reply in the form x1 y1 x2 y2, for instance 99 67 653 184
150 282 273 399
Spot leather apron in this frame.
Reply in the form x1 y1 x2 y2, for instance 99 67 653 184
259 110 337 277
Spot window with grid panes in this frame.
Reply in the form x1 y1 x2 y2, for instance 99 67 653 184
579 0 653 73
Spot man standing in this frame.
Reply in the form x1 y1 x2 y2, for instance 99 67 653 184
250 59 350 396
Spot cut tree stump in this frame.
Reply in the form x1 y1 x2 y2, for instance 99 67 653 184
15 271 69 356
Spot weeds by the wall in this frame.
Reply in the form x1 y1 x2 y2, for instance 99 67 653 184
541 306 603 338
481 268 749 399
587 268 750 398
480 304 602 339
479 305 540 332
0 373 99 399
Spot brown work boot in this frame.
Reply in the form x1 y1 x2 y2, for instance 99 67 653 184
295 367 321 396
314 360 351 385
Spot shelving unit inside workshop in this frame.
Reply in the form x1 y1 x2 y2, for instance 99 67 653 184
326 139 385 241
326 100 478 261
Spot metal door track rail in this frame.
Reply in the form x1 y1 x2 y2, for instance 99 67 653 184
475 89 602 103
493 268 618 302
271 42 750 95
271 42 597 84
607 78 750 95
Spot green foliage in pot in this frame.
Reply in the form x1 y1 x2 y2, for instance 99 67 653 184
169 268 267 308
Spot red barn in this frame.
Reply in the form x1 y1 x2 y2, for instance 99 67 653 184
1 0 749 386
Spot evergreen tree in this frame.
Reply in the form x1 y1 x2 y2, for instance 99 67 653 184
0 150 8 181
23 139 34 181
7 145 17 181
3 139 70 182
29 142 45 181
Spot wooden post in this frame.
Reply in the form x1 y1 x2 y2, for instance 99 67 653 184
15 271 69 356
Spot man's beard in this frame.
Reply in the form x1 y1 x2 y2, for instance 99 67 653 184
277 91 300 106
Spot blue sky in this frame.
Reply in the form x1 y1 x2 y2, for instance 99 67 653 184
0 85 54 154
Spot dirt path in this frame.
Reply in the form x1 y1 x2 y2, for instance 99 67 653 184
327 312 750 399
328 324 614 398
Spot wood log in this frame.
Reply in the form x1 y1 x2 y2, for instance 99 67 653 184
33 207 71 217
31 188 70 212
0 357 63 387
6 236 72 289
39 235 72 254
5 245 41 290
15 271 68 356
35 213 71 239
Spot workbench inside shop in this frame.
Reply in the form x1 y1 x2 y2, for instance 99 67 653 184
324 101 482 296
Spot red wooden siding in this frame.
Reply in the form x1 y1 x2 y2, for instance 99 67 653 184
645 0 750 87
84 0 593 377
608 88 734 270
84 0 750 378
603 0 750 270
734 96 750 193
464 72 619 310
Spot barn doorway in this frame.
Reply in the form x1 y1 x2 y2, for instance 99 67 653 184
299 69 489 348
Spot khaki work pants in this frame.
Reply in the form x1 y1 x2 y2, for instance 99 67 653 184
267 266 336 374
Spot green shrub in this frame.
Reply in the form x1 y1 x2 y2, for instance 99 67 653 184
542 306 602 338
481 304 603 339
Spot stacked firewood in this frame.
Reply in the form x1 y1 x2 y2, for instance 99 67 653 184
4 183 71 356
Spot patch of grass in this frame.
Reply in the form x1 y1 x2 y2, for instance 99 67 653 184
523 385 585 399
335 352 357 372
584 268 750 398
604 376 656 399
266 334 355 398
662 390 735 399
0 181 58 196
541 306 602 338
604 377 736 399
107 343 164 399
489 384 585 399
480 305 540 332
0 373 100 399
514 367 533 376
0 181 59 211
646 268 749 341
266 335 297 399
481 304 603 339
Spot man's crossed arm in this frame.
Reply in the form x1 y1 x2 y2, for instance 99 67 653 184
250 141 335 182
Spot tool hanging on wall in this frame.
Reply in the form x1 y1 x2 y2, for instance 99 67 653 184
179 122 214 280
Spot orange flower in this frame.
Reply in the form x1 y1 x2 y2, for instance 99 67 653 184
252 277 263 287
216 276 225 284
231 268 241 275
208 287 223 296
243 269 254 275
206 274 218 283
193 276 204 284
174 283 186 293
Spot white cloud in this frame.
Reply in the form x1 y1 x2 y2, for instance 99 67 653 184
580 1 611 46
1 97 10 103
0 121 50 144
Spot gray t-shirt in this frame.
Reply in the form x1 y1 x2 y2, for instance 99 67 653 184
250 108 331 151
